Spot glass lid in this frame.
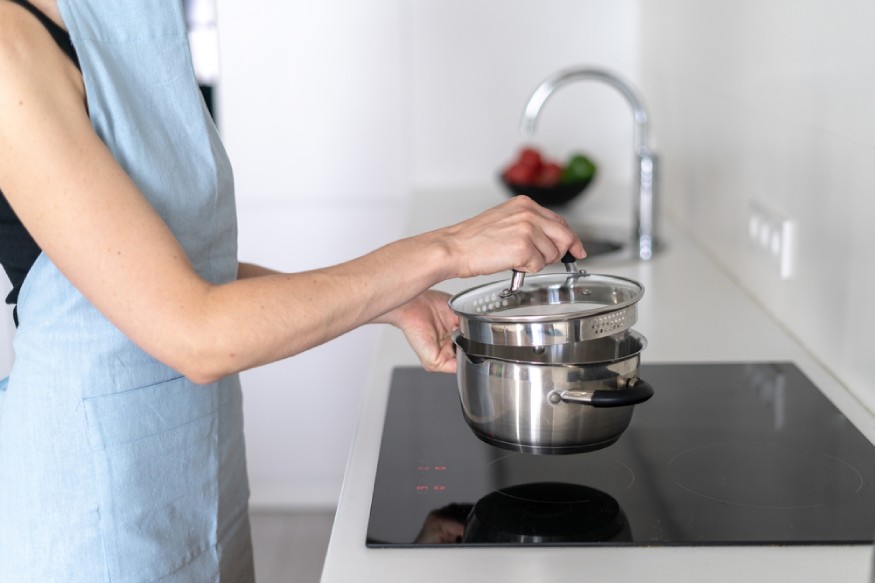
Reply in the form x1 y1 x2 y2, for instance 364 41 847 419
448 271 644 322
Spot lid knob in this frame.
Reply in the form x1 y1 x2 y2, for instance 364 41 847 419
500 252 580 298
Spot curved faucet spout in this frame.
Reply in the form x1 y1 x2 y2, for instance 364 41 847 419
521 67 650 154
520 66 659 261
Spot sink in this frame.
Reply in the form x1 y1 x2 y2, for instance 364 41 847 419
569 223 632 264
580 237 624 258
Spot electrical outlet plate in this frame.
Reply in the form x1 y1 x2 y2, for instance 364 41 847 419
747 200 794 280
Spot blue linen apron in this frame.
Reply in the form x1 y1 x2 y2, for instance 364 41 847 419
0 1 253 581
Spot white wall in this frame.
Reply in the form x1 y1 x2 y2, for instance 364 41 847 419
233 201 407 507
216 0 408 206
639 0 875 411
216 0 640 508
406 0 640 198
216 0 411 508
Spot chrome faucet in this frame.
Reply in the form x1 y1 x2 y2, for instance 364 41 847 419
520 67 659 261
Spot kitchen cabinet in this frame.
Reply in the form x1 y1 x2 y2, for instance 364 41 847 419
319 187 875 582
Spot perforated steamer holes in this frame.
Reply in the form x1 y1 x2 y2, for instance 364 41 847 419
469 293 510 314
590 308 629 336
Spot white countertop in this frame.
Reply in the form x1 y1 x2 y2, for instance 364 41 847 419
320 189 875 583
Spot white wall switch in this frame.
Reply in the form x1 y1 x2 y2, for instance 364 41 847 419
748 199 794 280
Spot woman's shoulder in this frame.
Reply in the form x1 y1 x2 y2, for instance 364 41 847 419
0 1 47 51
0 1 86 195
0 1 75 74
0 1 83 115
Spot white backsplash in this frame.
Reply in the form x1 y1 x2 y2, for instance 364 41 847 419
639 0 875 412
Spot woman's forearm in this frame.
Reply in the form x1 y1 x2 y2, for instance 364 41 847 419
237 262 278 280
186 233 451 383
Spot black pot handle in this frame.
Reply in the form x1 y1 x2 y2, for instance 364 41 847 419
554 377 654 408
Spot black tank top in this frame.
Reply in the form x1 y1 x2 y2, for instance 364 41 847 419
0 0 80 325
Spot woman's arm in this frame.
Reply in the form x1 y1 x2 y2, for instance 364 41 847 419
237 262 277 280
238 261 460 373
0 9 583 384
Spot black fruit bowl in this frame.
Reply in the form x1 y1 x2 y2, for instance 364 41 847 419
500 175 594 208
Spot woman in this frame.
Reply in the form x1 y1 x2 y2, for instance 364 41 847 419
0 0 584 580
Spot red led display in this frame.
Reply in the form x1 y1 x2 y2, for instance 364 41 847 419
415 463 448 493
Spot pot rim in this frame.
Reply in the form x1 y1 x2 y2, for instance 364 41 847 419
453 329 648 366
448 271 644 324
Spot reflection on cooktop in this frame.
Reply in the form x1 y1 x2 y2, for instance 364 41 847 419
366 363 875 547
464 482 630 544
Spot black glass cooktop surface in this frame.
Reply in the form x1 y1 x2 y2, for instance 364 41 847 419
366 362 875 547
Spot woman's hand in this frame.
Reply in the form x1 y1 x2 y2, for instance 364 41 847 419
379 290 459 373
376 196 585 375
432 195 586 280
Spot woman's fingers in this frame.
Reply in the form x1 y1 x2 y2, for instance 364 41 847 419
510 220 560 273
439 195 584 278
514 196 587 260
499 198 583 266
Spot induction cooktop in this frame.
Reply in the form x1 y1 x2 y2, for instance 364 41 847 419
366 362 875 547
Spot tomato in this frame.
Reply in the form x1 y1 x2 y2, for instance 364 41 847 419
516 147 543 170
504 147 545 184
505 147 581 187
503 163 537 185
535 162 562 187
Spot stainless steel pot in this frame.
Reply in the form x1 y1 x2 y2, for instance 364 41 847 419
448 259 645 347
453 330 653 454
